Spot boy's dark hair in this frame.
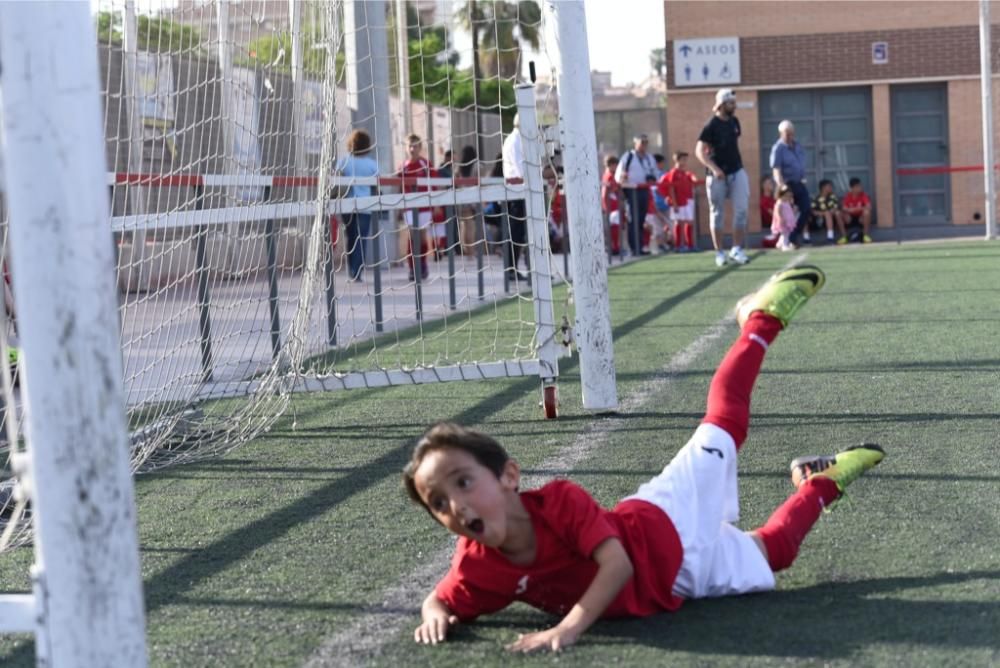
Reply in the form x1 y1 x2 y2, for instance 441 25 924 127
605 154 619 167
346 129 372 155
849 177 862 188
818 179 833 190
654 153 666 164
672 151 689 162
403 422 510 512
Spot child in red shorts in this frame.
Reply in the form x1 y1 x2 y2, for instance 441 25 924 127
404 266 885 652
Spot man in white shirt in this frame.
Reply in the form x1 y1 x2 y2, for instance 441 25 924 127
501 115 528 280
615 134 657 256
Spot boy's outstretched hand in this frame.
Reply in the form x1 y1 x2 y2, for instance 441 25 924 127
506 625 580 653
415 592 459 645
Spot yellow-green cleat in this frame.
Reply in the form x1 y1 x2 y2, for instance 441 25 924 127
736 264 826 328
790 443 885 493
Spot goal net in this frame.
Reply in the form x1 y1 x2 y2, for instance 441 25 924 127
0 0 572 549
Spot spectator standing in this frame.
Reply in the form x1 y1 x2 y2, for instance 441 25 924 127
658 151 698 252
769 120 811 244
456 145 481 253
759 176 778 248
601 155 622 256
650 154 672 253
615 134 657 256
483 154 506 254
695 89 751 268
771 184 798 251
399 133 435 280
336 129 379 282
502 115 529 281
760 176 776 228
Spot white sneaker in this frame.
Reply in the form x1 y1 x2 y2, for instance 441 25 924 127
826 230 835 241
729 246 750 265
715 250 728 267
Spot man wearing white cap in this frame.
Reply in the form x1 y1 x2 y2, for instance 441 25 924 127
695 88 750 268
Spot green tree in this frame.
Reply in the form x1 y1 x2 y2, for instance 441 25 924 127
455 0 542 80
406 32 515 132
246 30 344 78
650 47 666 81
96 12 202 53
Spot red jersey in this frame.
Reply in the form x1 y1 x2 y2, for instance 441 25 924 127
760 194 775 227
400 157 435 213
434 480 684 622
842 191 870 214
657 168 696 207
549 188 565 226
601 169 621 213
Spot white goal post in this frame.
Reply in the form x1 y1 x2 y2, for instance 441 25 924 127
0 2 147 664
0 0 620 658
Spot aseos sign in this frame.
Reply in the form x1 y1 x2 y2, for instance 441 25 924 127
672 37 741 87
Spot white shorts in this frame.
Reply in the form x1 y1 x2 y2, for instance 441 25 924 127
608 210 621 227
670 201 695 223
432 221 447 239
404 210 432 229
625 423 775 599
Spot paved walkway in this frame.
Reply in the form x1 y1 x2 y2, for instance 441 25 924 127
120 251 569 407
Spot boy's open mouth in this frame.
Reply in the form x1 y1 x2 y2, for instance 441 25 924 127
467 518 484 535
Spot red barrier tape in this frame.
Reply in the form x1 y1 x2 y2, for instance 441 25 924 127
113 173 524 188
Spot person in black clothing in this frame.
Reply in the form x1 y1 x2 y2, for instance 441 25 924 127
695 88 751 268
483 154 506 256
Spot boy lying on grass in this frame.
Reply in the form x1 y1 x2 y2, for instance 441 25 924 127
403 266 884 652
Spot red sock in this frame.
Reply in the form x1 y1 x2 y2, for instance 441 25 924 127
702 312 783 448
755 477 840 571
673 224 683 248
642 227 652 248
684 222 694 248
610 225 620 253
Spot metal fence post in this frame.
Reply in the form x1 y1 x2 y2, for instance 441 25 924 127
193 184 215 383
263 185 282 360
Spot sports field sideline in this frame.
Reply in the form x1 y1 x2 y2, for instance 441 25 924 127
1 239 998 667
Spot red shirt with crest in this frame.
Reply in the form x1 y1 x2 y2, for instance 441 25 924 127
434 480 684 621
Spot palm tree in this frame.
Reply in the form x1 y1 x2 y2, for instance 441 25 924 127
456 0 542 80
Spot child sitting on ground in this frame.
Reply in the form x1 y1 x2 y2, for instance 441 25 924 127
810 179 840 244
771 184 798 251
759 176 778 248
404 266 884 652
840 177 873 244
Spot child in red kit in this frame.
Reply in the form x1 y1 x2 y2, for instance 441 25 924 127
399 133 435 279
404 266 885 652
600 155 622 255
657 151 698 252
759 176 778 248
839 177 873 244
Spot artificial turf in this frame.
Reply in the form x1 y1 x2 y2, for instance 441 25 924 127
1 240 998 666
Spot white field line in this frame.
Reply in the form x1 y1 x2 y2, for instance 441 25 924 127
303 254 809 667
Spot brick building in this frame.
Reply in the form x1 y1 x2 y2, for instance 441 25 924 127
664 1 1000 240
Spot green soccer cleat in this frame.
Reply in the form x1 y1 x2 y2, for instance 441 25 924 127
735 264 826 328
790 443 885 493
